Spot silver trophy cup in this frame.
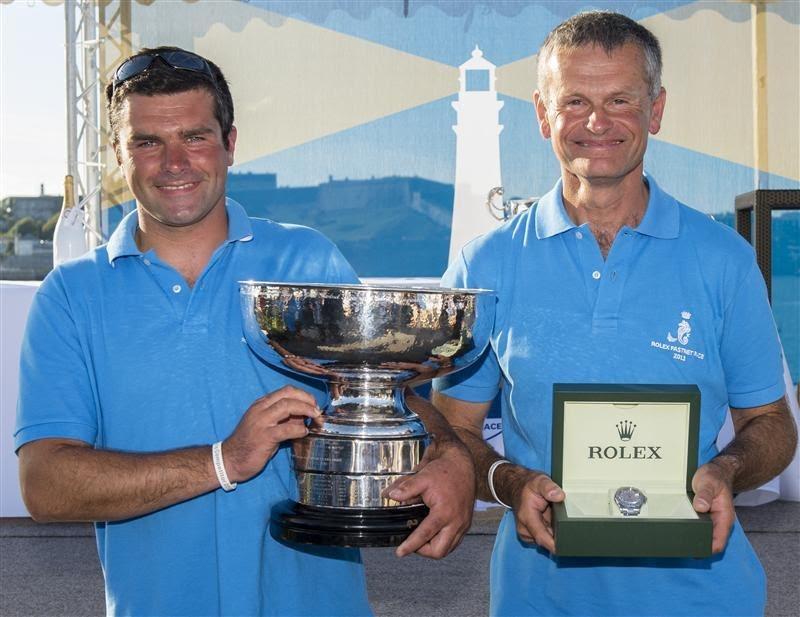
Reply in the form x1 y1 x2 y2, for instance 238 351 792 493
239 282 495 547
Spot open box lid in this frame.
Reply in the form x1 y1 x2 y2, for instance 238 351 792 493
551 384 701 494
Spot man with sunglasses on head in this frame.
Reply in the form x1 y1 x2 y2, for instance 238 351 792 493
15 46 475 616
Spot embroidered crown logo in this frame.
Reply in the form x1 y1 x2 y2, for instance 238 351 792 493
616 420 636 442
667 310 693 345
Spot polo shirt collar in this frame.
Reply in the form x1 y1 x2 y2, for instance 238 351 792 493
534 173 679 240
106 197 254 265
226 198 254 243
635 173 680 239
534 179 576 239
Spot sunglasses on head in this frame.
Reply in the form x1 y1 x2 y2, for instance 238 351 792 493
112 50 216 93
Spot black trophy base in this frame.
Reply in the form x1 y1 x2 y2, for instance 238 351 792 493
271 500 429 548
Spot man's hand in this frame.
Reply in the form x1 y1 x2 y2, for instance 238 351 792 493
384 436 476 559
223 385 321 483
429 391 566 554
18 385 321 522
689 396 797 555
501 466 565 553
691 460 735 554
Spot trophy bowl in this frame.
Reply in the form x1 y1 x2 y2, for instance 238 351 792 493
239 282 495 547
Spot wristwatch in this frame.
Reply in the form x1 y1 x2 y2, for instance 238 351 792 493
614 486 647 516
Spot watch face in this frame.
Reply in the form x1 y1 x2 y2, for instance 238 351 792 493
614 486 647 516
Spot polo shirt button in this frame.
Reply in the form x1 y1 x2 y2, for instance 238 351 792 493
575 231 583 239
172 284 182 294
592 271 601 280
143 258 151 266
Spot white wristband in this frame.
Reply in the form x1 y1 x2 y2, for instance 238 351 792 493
212 441 237 492
488 459 513 509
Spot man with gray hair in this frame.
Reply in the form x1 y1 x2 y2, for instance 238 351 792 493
433 11 796 616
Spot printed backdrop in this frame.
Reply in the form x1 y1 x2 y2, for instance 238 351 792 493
96 0 798 379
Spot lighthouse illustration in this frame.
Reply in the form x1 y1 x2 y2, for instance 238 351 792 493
449 46 504 264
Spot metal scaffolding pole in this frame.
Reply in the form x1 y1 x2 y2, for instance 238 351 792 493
64 4 78 203
65 0 103 248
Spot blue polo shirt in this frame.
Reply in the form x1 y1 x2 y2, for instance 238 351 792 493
16 200 371 617
434 175 785 616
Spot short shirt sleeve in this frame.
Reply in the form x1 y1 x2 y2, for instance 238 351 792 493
720 260 786 408
432 246 502 404
277 224 360 286
321 239 360 285
15 272 98 450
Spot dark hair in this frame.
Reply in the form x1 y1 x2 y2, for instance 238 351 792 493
537 11 663 100
105 46 234 149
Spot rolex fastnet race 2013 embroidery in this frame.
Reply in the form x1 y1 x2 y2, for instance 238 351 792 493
650 310 705 363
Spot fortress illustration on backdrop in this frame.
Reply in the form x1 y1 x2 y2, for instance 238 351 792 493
228 47 507 278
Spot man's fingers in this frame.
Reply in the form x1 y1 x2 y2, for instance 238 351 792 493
707 492 735 554
267 421 310 443
517 512 555 552
516 522 555 552
710 507 735 554
691 473 721 514
395 515 450 558
691 464 735 554
691 463 726 512
513 473 562 553
395 517 438 557
692 490 714 513
384 474 426 504
516 520 536 544
259 398 321 425
410 530 460 560
531 474 565 502
225 386 322 480
255 385 319 409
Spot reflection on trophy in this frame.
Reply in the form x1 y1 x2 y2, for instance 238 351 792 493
239 282 495 547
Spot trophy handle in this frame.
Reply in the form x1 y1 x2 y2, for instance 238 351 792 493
487 186 538 221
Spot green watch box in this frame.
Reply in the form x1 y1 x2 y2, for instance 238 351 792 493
551 384 712 558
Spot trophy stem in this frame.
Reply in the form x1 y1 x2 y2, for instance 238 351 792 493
326 381 416 424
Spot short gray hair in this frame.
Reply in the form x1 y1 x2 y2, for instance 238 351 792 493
537 11 663 101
